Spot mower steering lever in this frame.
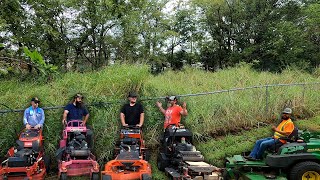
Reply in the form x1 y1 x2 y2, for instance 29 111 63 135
123 125 140 129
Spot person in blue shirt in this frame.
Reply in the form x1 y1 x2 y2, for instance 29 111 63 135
62 93 93 148
23 97 45 129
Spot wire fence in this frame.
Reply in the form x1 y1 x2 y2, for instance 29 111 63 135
1 82 320 115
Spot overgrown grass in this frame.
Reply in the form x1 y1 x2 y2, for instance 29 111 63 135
0 64 320 179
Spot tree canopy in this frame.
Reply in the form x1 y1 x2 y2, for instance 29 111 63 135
0 0 319 74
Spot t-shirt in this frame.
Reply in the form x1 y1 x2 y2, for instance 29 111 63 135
23 106 45 127
164 105 183 129
273 119 294 143
120 103 144 125
64 103 89 121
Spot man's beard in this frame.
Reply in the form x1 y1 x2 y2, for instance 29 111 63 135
282 115 289 120
76 101 82 108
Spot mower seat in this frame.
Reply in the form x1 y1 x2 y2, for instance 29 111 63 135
16 139 41 152
268 127 299 153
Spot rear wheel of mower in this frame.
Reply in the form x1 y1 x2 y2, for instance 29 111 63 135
60 172 67 180
157 154 168 171
142 173 152 180
91 173 99 180
44 155 51 173
102 174 112 180
143 149 150 161
290 161 320 180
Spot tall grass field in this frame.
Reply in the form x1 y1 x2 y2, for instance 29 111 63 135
1 64 320 179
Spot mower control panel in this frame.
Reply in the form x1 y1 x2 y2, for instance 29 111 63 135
121 129 141 134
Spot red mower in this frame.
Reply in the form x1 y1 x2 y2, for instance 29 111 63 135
0 128 49 180
101 125 152 180
56 120 99 180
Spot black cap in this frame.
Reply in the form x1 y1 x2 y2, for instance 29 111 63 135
128 91 138 97
31 97 40 104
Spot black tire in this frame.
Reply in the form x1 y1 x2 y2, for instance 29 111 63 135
157 154 168 171
143 149 150 161
44 155 51 173
223 169 240 180
142 173 152 180
290 161 320 180
60 172 67 180
113 149 120 159
91 173 99 180
222 170 231 180
102 174 112 180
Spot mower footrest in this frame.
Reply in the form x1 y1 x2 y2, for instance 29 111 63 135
186 161 216 173
179 151 202 155
182 156 204 162
188 166 216 173
180 151 204 161
165 167 181 178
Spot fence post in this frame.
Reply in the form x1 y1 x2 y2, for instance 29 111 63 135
265 85 270 119
302 83 306 105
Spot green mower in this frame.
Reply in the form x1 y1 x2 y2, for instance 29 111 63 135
224 129 320 180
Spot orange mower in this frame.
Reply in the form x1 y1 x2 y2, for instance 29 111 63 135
101 125 152 180
0 128 49 180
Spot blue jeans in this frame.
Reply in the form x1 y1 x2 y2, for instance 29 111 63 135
249 137 279 159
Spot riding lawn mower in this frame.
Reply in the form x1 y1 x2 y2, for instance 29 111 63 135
56 120 99 180
224 128 320 180
101 125 152 180
157 125 222 180
0 128 49 180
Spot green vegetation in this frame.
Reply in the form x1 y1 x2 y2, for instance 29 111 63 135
0 1 319 73
0 65 320 179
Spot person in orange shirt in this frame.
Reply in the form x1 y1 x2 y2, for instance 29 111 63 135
245 108 294 160
156 96 188 129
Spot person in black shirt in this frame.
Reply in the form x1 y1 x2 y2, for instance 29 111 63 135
120 92 144 127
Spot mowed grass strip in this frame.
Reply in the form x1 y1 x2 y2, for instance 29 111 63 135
196 117 320 167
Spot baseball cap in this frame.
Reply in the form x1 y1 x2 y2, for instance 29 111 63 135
31 97 40 104
167 96 177 101
128 91 138 98
75 93 83 99
282 108 292 114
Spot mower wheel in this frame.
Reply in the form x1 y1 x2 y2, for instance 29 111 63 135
142 173 152 180
91 173 99 180
143 149 150 161
44 154 51 173
102 174 112 180
290 161 320 180
60 172 68 180
222 170 231 180
157 153 168 171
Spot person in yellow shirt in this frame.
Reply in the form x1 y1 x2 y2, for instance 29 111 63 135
245 108 294 160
